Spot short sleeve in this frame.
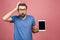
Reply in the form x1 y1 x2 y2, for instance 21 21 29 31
10 16 15 23
32 16 36 26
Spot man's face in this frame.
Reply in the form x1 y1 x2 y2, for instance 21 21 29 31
18 6 27 18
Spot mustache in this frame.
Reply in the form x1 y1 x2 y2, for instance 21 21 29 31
19 13 26 16
19 13 26 18
22 13 24 15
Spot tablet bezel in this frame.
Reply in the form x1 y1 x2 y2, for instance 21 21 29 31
38 20 46 31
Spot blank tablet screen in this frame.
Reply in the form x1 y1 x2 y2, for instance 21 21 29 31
39 21 45 30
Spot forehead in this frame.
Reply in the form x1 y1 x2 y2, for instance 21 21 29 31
19 6 26 9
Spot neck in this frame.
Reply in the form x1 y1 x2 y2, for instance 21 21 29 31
22 15 26 20
19 15 26 20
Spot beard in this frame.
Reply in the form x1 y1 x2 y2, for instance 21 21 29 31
19 13 26 18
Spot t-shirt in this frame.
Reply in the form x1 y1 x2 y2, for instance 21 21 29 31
11 15 36 40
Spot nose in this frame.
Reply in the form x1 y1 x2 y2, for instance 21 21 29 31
21 11 24 13
22 13 24 14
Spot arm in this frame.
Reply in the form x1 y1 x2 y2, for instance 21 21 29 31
2 8 17 22
2 2 20 22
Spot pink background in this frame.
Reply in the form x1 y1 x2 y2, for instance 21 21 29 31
0 0 60 40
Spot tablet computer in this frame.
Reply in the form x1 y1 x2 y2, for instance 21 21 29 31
38 20 46 31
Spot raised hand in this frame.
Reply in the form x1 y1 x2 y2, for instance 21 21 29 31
15 2 21 10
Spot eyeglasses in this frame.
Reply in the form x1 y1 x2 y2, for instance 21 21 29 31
18 9 27 11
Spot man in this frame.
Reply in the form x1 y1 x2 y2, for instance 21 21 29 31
2 2 38 40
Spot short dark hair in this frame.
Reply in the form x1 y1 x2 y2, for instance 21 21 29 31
17 3 27 11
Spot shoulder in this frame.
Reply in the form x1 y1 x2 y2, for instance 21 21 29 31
11 15 19 18
27 15 34 18
11 15 20 20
